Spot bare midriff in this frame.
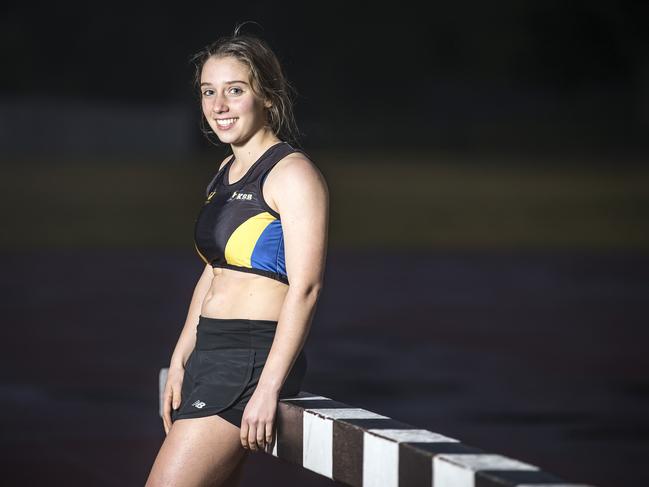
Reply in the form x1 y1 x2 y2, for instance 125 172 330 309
200 267 288 321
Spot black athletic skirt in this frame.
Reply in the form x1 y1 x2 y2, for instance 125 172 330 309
171 316 307 428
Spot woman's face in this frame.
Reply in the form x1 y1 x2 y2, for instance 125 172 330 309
200 56 270 146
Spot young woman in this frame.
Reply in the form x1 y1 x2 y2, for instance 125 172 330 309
146 26 328 487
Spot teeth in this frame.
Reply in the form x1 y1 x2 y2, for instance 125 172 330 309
216 118 238 126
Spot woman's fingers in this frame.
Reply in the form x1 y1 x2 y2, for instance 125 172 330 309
240 421 250 449
162 387 173 434
172 384 181 411
241 406 275 451
241 420 264 451
162 381 181 435
248 422 259 451
242 421 273 451
265 421 274 450
256 425 266 450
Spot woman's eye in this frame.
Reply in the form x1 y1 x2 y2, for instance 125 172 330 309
228 87 243 95
202 89 214 96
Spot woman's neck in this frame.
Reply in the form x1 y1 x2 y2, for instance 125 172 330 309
230 130 282 170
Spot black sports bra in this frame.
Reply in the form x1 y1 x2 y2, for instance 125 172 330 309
193 141 306 285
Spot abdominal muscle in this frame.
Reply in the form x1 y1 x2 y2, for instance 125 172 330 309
200 267 289 321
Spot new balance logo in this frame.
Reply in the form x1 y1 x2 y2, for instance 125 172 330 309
228 191 253 201
192 400 206 409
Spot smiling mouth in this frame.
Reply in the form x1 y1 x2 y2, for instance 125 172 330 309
216 117 238 128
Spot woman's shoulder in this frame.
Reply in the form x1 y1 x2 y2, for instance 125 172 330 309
267 150 327 193
274 150 323 179
277 146 319 171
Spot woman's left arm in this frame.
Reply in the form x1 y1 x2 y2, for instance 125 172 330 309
241 154 329 451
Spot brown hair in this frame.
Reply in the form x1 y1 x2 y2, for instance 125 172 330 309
189 22 302 147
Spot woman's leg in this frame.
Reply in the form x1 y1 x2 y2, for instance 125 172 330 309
145 414 249 487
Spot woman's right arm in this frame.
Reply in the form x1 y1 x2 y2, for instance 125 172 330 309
162 263 213 434
170 262 214 369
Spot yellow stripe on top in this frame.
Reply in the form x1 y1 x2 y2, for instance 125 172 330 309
224 212 276 268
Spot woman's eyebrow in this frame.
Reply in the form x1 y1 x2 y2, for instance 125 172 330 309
200 80 250 86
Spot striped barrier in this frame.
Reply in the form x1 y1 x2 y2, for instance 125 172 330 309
158 368 595 487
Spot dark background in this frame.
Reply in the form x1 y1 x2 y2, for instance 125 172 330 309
1 2 648 486
2 1 648 155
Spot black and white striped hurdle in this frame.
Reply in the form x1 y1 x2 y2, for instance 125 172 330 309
158 368 595 487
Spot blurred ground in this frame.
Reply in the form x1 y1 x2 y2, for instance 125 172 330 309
1 248 647 486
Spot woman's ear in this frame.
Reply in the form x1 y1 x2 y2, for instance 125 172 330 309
264 99 273 109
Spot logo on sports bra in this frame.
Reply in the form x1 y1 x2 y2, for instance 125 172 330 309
228 191 253 201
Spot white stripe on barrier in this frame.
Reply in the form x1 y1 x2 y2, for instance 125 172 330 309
306 408 389 420
303 410 334 478
158 368 168 418
434 454 538 487
363 431 399 487
363 429 460 487
271 432 278 457
367 428 459 443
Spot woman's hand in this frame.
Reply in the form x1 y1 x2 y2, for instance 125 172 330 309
162 364 185 435
240 388 279 452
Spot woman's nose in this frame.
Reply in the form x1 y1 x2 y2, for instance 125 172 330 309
210 94 228 114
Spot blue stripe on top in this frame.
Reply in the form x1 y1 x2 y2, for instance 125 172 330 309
250 219 287 278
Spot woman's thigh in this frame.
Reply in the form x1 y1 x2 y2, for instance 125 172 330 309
146 414 248 487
